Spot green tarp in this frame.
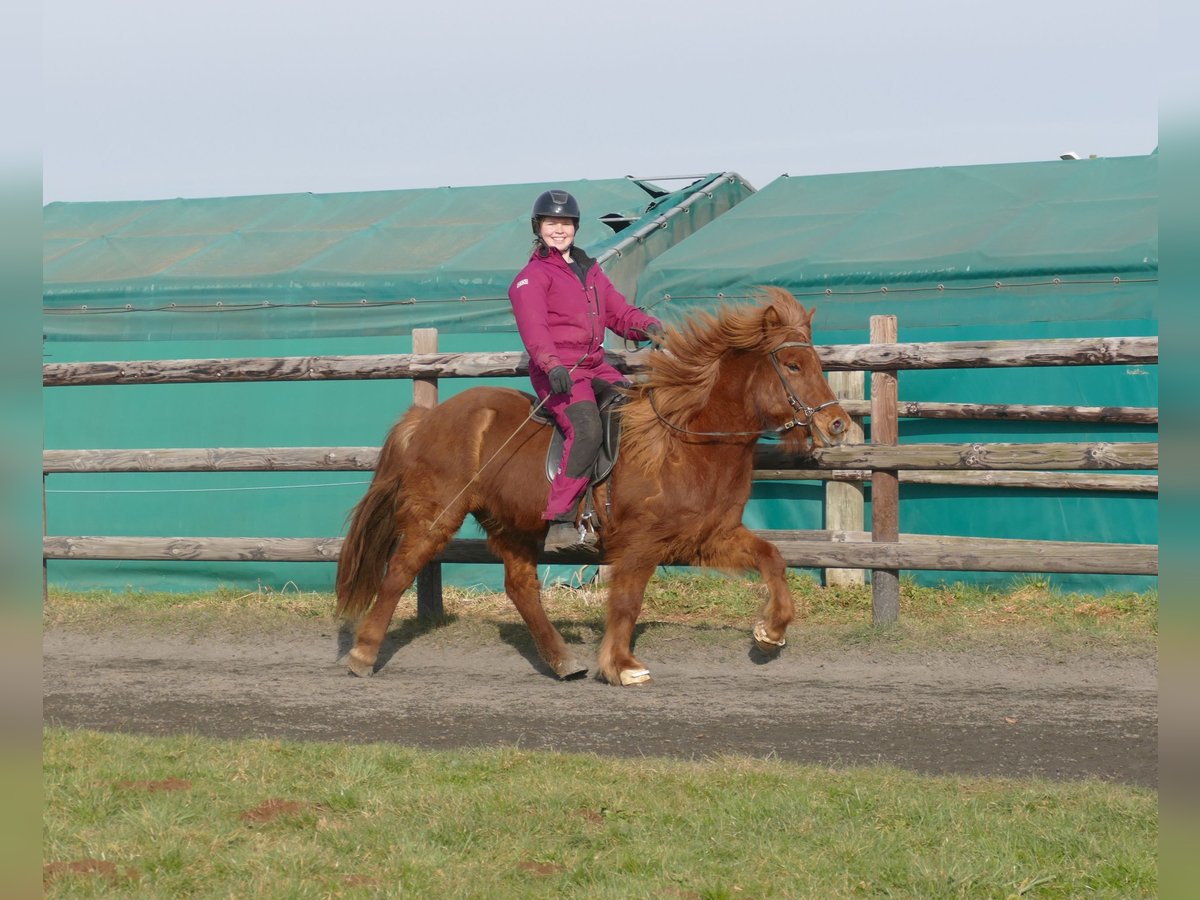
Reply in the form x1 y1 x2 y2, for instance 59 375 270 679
637 154 1156 325
633 154 1158 593
43 159 1157 595
45 174 752 341
43 175 754 593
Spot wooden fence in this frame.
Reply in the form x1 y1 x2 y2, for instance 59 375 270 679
43 319 1158 623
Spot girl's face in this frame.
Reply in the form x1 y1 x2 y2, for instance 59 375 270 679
538 216 576 253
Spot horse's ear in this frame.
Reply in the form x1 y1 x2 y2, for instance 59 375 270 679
758 287 812 341
762 289 798 328
759 302 790 346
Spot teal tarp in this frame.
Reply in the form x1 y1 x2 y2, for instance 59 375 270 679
45 174 753 341
43 174 755 593
637 154 1156 321
44 159 1157 595
44 331 518 594
634 155 1158 593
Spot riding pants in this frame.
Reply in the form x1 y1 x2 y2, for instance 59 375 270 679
534 371 625 520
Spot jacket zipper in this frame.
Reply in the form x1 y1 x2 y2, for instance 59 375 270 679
585 264 599 352
556 251 599 355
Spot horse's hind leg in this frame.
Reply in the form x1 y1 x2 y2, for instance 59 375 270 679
490 530 587 679
347 523 455 677
348 406 499 677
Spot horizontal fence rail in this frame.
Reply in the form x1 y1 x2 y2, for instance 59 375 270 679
42 531 1157 576
44 448 384 473
42 336 1158 387
815 336 1157 371
835 400 1155 425
43 442 1158 474
757 442 1158 471
752 469 1157 493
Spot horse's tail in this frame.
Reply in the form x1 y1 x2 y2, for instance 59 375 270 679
335 408 427 619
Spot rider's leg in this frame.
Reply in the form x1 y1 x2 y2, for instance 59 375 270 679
541 375 604 548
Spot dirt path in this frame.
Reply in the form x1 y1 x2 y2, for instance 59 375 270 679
43 619 1157 787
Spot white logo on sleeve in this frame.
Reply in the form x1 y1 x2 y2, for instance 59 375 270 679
515 278 529 289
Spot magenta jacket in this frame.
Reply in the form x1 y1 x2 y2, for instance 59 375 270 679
508 245 660 377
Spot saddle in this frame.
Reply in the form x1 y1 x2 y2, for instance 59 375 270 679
530 383 626 486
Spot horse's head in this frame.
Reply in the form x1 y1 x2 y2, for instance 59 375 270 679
622 289 849 474
755 288 849 449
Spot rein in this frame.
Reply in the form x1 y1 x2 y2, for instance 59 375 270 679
646 341 840 440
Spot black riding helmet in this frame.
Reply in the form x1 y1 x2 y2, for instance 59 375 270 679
531 189 581 234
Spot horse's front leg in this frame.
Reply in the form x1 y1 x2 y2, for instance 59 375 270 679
598 560 657 686
707 527 795 656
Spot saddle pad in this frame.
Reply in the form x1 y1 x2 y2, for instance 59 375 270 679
532 388 625 485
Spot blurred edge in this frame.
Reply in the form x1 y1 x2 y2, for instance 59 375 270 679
1160 7 1200 895
17 5 1188 899
1 3 42 896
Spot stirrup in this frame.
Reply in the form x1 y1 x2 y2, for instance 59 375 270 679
544 521 598 553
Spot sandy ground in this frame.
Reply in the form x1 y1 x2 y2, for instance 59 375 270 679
43 618 1157 787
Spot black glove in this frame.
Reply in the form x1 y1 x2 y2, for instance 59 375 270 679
643 322 665 345
548 365 572 395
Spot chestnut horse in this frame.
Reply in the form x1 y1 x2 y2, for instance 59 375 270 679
336 287 849 685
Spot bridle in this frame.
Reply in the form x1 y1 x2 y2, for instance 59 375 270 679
767 341 843 434
646 340 841 440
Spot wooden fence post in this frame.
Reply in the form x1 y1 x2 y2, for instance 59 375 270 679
824 370 866 586
412 328 443 620
870 315 900 623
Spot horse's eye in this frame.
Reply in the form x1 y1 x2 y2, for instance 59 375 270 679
785 363 800 373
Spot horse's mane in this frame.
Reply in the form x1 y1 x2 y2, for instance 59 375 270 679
620 287 814 476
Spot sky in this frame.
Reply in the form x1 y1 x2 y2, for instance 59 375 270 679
42 0 1159 204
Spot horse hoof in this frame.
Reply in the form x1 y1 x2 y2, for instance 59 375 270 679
753 621 787 655
619 668 651 686
347 649 376 678
555 659 589 680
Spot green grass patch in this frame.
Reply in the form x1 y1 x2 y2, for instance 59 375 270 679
45 572 1158 655
44 727 1156 898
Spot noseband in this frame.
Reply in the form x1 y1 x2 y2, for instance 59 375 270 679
646 339 840 439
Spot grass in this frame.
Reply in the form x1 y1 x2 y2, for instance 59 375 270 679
44 571 1158 655
44 727 1157 898
43 577 1158 895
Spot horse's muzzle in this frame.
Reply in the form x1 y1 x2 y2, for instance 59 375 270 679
810 408 850 448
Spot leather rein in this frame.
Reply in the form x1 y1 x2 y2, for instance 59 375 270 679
645 341 841 440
